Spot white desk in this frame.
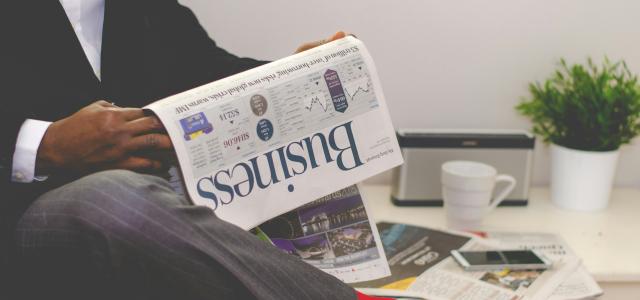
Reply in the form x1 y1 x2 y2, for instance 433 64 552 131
361 185 640 299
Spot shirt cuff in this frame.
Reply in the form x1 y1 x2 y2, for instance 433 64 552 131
12 119 52 183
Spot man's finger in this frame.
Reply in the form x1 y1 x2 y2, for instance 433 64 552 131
113 156 164 172
140 149 176 162
95 100 114 107
125 116 165 135
116 107 146 121
294 31 348 54
123 133 173 152
327 31 346 42
295 40 326 54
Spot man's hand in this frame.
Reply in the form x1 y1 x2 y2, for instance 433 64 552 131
37 101 172 175
294 31 348 54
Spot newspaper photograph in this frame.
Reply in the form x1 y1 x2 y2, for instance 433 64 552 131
146 36 403 230
253 185 390 283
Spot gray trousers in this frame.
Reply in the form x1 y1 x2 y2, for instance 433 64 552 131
13 170 356 300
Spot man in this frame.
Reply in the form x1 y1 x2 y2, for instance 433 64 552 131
0 1 374 299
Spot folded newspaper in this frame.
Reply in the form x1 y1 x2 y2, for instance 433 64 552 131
145 37 403 282
354 223 585 300
485 232 603 300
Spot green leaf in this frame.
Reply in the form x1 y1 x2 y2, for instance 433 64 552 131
516 57 640 151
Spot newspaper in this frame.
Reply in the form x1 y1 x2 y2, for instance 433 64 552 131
486 232 603 300
253 185 390 283
408 239 580 300
354 223 581 300
145 37 400 283
146 36 403 230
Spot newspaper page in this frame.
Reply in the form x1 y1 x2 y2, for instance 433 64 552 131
253 185 390 283
146 36 403 230
486 232 603 300
407 239 580 300
353 223 581 300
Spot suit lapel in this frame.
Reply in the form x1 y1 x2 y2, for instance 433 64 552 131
19 1 101 93
101 0 146 105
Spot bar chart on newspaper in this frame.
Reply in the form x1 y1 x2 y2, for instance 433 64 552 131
164 55 384 182
147 37 402 230
299 59 376 116
261 58 378 140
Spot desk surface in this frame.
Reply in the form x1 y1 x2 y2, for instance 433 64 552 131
360 185 640 283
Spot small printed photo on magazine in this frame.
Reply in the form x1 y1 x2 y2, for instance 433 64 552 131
290 234 335 260
479 269 542 292
299 190 368 236
328 221 377 257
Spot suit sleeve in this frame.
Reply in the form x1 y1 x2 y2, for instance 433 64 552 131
0 48 36 183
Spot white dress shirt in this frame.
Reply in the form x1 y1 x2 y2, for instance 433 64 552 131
11 0 105 183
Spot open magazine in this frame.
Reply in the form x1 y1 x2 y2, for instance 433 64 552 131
145 37 403 282
352 222 473 290
253 185 390 283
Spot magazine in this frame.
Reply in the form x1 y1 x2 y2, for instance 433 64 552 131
352 222 472 289
253 185 390 283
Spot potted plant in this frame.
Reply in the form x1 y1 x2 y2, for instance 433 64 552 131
517 58 640 211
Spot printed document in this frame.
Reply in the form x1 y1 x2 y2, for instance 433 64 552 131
147 37 402 230
146 37 401 282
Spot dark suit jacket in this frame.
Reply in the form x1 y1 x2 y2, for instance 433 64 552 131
0 0 266 287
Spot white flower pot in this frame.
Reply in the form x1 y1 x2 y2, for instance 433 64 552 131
550 144 619 211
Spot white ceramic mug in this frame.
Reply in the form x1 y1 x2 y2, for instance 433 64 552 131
441 160 517 231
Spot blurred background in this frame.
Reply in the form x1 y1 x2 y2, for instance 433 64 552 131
179 0 640 187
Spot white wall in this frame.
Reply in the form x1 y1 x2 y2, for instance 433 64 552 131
180 0 640 187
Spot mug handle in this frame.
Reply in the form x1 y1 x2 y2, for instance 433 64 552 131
487 174 517 212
